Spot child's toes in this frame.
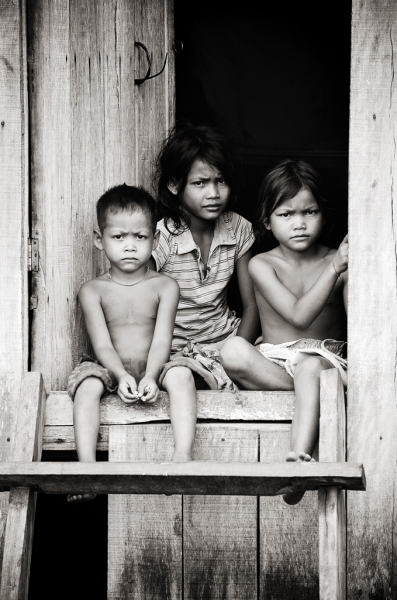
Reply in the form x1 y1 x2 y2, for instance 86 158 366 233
286 451 298 462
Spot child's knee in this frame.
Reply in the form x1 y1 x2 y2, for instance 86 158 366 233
162 366 195 390
75 376 105 398
294 355 330 377
220 336 249 371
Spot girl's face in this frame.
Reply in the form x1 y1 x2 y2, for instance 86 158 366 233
168 160 230 223
266 188 324 252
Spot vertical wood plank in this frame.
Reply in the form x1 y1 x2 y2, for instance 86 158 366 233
135 0 174 192
0 372 46 600
259 424 318 600
28 0 72 390
0 0 29 372
318 369 346 600
348 2 397 597
184 426 258 600
108 425 182 599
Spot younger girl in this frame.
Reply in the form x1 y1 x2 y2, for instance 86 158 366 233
151 122 259 462
220 160 348 504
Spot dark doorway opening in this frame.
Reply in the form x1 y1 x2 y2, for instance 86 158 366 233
174 0 351 242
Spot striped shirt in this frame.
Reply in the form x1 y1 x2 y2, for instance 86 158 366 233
152 211 255 353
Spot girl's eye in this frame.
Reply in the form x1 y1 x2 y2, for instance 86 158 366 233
279 213 290 218
218 178 226 185
193 181 204 187
306 210 318 215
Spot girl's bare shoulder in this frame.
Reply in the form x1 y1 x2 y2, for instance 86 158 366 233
248 250 280 276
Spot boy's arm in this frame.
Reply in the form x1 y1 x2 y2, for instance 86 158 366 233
78 283 138 401
235 250 260 343
249 236 348 329
137 277 179 402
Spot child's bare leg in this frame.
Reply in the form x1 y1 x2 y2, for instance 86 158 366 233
283 355 333 505
220 337 294 391
67 377 104 503
162 366 197 462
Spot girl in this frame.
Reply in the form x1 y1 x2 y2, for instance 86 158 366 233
151 122 259 462
220 160 348 504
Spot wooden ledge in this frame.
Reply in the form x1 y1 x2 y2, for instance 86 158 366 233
0 461 365 496
45 389 295 426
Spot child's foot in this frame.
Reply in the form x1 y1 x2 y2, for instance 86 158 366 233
282 451 315 505
67 493 97 503
171 450 192 462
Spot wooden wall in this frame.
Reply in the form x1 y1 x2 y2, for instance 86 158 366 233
348 0 397 597
27 0 175 390
0 0 30 372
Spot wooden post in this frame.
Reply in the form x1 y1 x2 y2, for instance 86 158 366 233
0 0 29 372
0 373 46 600
348 1 397 596
318 369 346 600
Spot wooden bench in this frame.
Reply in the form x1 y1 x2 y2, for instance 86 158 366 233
0 370 365 599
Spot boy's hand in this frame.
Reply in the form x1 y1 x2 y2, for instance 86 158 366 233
332 234 348 275
117 373 140 404
137 376 159 404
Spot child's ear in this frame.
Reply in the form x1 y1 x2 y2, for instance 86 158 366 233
264 220 272 231
152 230 160 251
167 178 179 196
94 229 104 251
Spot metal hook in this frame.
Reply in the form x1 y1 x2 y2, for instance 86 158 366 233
134 41 168 85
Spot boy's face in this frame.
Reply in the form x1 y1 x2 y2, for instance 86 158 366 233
168 160 230 224
266 188 324 252
95 209 156 274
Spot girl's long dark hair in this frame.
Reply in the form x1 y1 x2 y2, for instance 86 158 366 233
155 122 242 233
255 159 331 250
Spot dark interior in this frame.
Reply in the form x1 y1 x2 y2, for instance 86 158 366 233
28 2 351 598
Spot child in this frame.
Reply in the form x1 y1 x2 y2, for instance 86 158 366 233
220 160 348 504
67 185 179 502
150 122 259 462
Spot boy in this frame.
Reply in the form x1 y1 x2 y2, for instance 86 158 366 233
67 185 179 502
220 160 348 504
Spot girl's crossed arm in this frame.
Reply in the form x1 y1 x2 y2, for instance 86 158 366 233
249 236 348 329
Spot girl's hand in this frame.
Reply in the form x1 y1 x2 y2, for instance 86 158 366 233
138 376 159 404
117 373 140 404
332 234 348 276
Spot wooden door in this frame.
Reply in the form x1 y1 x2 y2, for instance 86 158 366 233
27 0 175 390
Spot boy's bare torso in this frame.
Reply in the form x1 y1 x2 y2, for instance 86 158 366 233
84 270 166 371
255 245 346 344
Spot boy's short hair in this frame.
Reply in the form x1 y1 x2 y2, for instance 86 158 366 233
96 184 157 233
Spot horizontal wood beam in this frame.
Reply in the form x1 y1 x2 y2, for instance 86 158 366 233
45 389 295 426
0 461 365 496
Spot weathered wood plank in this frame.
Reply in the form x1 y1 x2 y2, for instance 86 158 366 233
135 0 173 192
0 373 23 574
0 461 365 495
44 390 295 427
184 427 258 600
260 426 319 599
108 425 182 599
0 0 29 372
348 2 397 597
318 370 346 600
0 372 46 600
28 0 72 390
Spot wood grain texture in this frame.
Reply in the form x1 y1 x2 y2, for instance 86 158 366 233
0 461 365 495
318 370 346 600
0 0 29 372
44 389 295 427
259 426 319 600
28 0 73 390
108 425 182 600
348 2 397 597
0 373 46 600
184 427 258 600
